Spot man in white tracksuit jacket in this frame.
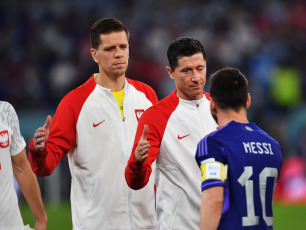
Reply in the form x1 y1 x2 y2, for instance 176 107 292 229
125 37 217 229
29 18 158 230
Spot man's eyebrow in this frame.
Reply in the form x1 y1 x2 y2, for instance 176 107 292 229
104 45 115 49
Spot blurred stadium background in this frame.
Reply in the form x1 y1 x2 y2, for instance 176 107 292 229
1 0 305 229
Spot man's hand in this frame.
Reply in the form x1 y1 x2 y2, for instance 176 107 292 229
34 219 47 230
135 125 150 162
33 116 51 151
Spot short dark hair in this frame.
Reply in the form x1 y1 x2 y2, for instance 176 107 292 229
209 67 248 112
167 37 207 71
90 18 130 49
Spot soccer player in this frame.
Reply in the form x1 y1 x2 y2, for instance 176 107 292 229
29 18 158 229
195 67 283 230
0 101 47 230
125 37 217 229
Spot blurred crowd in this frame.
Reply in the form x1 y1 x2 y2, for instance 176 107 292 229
1 0 306 201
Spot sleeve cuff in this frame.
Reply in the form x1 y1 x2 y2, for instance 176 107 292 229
129 159 147 174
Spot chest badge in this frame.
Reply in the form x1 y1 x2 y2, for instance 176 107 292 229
135 109 145 122
0 130 9 148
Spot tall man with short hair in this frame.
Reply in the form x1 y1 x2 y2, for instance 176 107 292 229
29 18 158 229
125 37 217 229
196 67 282 230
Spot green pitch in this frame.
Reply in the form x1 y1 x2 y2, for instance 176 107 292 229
20 202 72 229
273 203 306 229
20 202 306 229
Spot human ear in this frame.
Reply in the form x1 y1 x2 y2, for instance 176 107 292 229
246 93 251 109
166 66 175 80
90 48 99 63
210 98 216 113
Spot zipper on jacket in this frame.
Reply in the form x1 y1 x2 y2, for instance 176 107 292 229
195 102 206 137
121 88 133 227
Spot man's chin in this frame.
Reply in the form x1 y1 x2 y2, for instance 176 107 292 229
112 70 127 78
191 90 204 99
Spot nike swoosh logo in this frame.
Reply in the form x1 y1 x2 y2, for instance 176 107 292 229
178 134 190 140
93 120 105 127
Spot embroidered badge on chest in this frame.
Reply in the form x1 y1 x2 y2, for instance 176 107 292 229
135 109 145 122
0 130 9 148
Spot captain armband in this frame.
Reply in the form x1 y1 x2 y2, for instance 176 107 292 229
200 158 228 182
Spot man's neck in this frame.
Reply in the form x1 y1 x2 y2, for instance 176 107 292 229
217 109 249 128
95 73 125 92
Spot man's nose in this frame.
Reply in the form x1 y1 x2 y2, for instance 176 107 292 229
115 48 123 58
192 72 200 81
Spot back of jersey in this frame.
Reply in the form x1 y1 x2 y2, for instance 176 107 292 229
196 121 283 230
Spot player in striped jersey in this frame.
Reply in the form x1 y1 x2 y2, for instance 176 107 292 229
195 67 282 230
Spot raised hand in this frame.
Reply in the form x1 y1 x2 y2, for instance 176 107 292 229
135 124 150 162
33 115 51 152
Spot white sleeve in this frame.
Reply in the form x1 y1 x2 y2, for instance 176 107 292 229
4 102 26 156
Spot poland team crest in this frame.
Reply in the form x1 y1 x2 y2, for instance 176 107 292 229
135 109 144 122
0 130 9 148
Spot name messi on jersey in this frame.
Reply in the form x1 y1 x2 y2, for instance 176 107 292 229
243 142 273 155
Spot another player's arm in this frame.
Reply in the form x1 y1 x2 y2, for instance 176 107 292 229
199 159 226 230
29 97 78 176
125 123 159 190
12 149 47 230
29 115 56 176
200 186 223 230
196 138 227 230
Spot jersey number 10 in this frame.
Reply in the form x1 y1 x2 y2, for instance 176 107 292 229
238 166 278 227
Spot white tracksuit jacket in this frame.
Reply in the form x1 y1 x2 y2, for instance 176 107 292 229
125 91 217 230
29 75 158 230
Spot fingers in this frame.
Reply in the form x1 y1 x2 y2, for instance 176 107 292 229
139 153 149 161
138 142 150 154
34 132 46 151
43 115 52 129
140 124 148 141
135 140 150 162
135 148 149 162
34 115 51 152
135 124 150 162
